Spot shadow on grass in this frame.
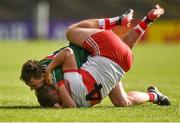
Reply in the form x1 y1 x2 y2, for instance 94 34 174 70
0 105 42 109
0 105 118 110
0 105 148 110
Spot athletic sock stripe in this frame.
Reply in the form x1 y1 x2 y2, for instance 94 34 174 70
109 16 119 23
139 21 148 30
105 18 110 29
98 19 105 29
142 16 147 22
135 24 145 34
143 16 153 24
137 24 144 33
148 92 155 102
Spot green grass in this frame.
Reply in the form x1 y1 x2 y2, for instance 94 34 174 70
0 41 180 122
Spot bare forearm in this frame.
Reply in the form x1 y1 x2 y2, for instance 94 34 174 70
47 48 68 72
49 57 63 72
58 84 77 108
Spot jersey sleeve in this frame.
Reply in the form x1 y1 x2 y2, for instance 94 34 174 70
40 58 64 84
40 43 89 85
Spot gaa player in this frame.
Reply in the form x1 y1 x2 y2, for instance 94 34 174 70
37 5 170 108
20 8 133 104
21 5 170 108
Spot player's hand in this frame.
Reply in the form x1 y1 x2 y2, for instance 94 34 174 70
44 69 53 85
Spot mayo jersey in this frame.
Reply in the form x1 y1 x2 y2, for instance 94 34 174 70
40 43 89 84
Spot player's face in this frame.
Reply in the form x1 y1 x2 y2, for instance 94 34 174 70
28 74 45 90
50 90 63 108
44 84 63 107
50 88 62 102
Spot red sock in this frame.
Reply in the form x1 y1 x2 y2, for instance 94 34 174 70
148 92 155 102
98 16 122 30
135 16 153 35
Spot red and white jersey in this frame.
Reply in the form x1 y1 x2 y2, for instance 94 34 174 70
64 55 125 107
64 71 90 107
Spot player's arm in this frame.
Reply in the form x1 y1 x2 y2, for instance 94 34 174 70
46 47 77 108
45 47 78 84
46 47 77 73
57 82 76 108
52 86 76 108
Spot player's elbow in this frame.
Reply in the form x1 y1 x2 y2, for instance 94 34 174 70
63 47 74 57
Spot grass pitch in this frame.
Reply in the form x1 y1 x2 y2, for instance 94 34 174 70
0 41 180 122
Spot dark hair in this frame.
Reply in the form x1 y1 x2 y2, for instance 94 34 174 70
20 60 45 84
36 84 60 107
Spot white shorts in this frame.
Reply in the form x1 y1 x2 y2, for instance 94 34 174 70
81 56 125 99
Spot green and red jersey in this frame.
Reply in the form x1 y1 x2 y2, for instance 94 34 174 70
40 43 89 84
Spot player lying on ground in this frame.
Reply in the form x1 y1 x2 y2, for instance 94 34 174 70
20 5 170 108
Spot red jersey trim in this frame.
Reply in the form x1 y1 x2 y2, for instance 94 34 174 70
57 80 65 87
79 68 102 105
79 69 96 92
63 69 79 73
44 54 55 59
57 80 72 96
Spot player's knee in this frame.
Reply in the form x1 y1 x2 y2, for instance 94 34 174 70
66 26 73 41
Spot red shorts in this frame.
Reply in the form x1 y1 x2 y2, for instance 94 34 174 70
82 30 133 72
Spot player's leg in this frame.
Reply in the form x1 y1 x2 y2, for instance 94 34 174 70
98 9 134 30
122 4 164 49
66 10 134 72
147 86 170 105
108 82 150 106
66 20 101 47
66 9 134 47
109 81 171 107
